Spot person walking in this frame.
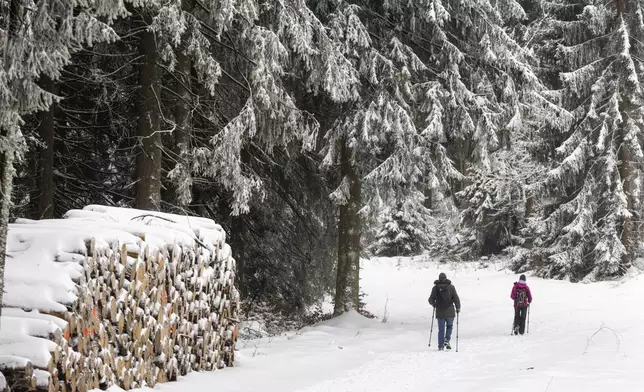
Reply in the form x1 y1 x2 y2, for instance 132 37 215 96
510 274 532 335
428 272 461 350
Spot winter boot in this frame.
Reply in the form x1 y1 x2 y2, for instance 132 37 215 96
438 346 444 351
445 341 451 350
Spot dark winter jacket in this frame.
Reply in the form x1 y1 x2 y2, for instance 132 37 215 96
428 279 461 318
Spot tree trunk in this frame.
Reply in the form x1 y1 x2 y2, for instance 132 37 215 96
450 149 467 206
334 212 348 315
230 215 246 298
619 137 634 270
171 46 192 205
525 179 535 218
616 0 627 14
174 48 191 158
334 137 361 315
616 0 633 270
0 0 24 328
135 13 162 211
36 76 57 219
423 186 433 210
0 139 15 331
163 0 193 207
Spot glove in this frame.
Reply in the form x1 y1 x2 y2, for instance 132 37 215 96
456 308 461 314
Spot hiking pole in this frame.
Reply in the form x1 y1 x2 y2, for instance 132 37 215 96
511 306 516 335
456 312 460 352
428 307 435 347
527 305 530 334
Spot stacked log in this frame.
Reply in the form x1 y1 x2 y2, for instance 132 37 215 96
0 205 240 391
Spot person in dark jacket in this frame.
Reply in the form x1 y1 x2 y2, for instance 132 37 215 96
510 274 532 335
428 272 461 350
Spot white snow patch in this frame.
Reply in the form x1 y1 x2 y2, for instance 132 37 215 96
0 332 55 369
0 355 31 370
33 369 51 387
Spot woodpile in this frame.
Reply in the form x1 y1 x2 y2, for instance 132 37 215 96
0 205 240 392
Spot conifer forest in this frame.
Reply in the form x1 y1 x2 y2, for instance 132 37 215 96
2 0 644 319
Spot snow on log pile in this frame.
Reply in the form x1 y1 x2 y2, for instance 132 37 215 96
0 205 240 392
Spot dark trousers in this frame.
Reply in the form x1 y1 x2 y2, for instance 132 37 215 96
437 317 454 348
513 307 527 335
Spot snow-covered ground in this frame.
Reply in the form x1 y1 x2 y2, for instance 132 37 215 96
128 256 644 391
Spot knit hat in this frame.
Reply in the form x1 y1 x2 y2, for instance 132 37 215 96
519 274 526 281
439 272 447 281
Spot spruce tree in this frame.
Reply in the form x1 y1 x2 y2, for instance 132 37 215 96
0 0 122 326
514 0 644 281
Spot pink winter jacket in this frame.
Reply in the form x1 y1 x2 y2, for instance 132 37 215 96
510 281 532 308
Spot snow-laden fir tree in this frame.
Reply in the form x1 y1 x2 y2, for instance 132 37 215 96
312 2 456 314
163 0 361 308
379 0 544 176
164 0 258 208
26 0 230 215
311 0 555 312
370 195 432 257
456 147 543 257
513 0 644 281
127 0 227 210
412 0 561 259
185 0 360 215
0 0 121 325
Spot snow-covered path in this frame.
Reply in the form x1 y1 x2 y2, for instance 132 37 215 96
149 258 644 391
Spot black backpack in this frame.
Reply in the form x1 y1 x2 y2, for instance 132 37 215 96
435 285 451 310
515 286 529 308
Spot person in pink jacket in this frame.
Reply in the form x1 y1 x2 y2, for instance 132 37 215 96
510 274 532 335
